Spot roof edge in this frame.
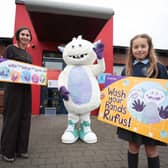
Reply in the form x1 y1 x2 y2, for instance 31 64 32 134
23 0 114 19
15 0 24 4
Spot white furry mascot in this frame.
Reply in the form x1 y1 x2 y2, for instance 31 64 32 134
58 35 105 143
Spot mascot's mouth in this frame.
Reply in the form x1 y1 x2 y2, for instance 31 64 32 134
68 53 88 59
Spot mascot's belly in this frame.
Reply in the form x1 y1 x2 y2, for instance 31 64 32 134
68 67 92 105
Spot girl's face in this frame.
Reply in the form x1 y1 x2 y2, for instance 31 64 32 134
132 37 149 60
18 29 31 46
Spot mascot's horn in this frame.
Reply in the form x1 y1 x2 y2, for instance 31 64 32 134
77 35 82 40
58 46 64 53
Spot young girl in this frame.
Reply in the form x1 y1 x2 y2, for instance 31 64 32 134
117 34 168 168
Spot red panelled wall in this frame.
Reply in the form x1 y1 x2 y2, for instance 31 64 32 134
14 3 113 115
95 18 113 73
15 4 57 115
91 18 113 115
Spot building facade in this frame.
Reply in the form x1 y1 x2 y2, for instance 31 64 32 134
13 0 114 115
113 46 168 75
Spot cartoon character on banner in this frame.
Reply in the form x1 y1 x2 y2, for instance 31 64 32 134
58 35 105 143
128 83 168 124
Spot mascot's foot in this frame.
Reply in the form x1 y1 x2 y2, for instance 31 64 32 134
61 120 79 144
79 121 97 143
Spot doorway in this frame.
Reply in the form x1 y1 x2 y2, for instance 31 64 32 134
40 51 67 115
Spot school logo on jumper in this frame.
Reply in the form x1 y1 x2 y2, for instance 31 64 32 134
98 75 168 143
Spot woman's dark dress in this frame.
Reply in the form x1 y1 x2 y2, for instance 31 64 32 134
0 45 32 158
117 61 168 145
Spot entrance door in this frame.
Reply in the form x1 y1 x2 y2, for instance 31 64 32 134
40 51 67 115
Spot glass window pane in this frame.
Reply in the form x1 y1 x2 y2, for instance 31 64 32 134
45 62 63 70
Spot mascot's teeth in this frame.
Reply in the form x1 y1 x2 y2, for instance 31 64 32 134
71 55 83 59
69 53 87 59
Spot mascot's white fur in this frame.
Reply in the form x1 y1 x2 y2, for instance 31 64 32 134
58 35 105 143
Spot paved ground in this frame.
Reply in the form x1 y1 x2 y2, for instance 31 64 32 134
0 114 168 168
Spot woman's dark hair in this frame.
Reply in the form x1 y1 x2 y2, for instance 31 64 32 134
15 27 32 41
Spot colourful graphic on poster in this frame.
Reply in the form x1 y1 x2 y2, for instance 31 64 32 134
0 58 47 85
98 75 168 143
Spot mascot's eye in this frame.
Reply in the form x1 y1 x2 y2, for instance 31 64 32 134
79 44 82 47
72 45 75 48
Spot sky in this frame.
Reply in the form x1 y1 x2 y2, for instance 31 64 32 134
0 0 168 49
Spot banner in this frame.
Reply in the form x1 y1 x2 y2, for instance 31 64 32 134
0 58 47 85
98 74 168 143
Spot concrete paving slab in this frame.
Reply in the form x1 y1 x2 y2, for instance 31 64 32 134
0 115 168 168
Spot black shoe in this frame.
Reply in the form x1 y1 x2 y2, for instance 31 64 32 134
16 153 29 159
2 155 15 162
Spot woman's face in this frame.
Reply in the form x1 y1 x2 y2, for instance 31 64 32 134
18 29 31 46
132 37 149 60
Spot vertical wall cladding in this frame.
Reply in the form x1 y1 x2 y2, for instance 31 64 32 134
15 4 42 114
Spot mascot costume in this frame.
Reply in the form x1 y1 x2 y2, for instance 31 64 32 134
58 35 105 143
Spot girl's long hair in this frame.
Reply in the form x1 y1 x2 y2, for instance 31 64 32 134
125 34 158 78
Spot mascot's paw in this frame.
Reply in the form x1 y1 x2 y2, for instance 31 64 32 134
79 121 97 143
60 86 69 101
61 120 79 143
93 41 104 59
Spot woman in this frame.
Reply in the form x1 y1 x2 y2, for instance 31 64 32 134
0 27 32 162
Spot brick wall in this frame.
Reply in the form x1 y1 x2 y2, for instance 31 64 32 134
114 46 168 67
